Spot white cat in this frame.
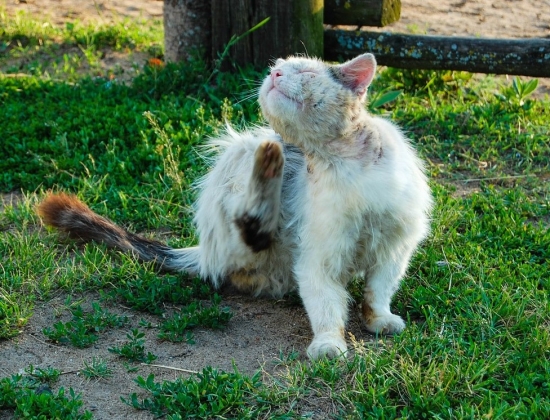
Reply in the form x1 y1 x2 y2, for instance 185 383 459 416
38 53 432 359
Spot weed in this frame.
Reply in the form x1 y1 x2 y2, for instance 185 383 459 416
207 16 270 83
108 328 157 363
368 88 402 112
112 270 212 315
81 357 113 380
138 318 154 329
123 362 140 374
273 349 300 367
43 301 128 348
0 365 91 419
496 76 539 108
24 365 61 383
158 294 232 343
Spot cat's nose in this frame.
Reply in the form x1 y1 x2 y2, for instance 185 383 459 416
271 69 283 82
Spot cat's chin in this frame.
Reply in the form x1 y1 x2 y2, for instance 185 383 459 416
260 96 302 138
266 89 302 109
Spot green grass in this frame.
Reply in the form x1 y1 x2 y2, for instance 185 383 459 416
124 367 273 419
1 9 549 419
0 4 163 81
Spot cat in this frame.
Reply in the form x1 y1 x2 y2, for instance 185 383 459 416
37 53 432 359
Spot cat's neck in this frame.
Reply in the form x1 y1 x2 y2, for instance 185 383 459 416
283 112 382 168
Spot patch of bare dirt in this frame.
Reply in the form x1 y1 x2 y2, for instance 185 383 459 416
0 192 23 212
381 0 550 39
3 0 163 25
0 292 300 418
0 288 369 418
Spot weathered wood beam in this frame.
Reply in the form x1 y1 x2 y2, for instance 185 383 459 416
325 30 550 77
325 0 401 27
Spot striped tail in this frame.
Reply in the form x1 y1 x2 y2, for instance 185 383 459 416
37 193 200 274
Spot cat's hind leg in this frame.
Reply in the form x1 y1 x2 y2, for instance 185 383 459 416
234 140 284 253
361 253 413 334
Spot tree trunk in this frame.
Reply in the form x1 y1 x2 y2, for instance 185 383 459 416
163 0 211 63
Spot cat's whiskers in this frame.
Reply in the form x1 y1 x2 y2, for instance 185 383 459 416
233 86 261 106
234 93 259 106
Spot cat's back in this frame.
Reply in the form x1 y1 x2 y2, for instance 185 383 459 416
357 115 431 213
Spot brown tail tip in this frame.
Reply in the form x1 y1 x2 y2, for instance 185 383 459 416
37 192 91 228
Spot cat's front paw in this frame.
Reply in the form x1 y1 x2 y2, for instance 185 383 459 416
363 313 406 335
307 332 348 359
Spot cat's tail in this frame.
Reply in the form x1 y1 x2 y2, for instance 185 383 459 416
37 192 200 274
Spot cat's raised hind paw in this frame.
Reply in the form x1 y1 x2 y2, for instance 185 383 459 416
307 332 348 359
255 141 284 180
363 313 405 335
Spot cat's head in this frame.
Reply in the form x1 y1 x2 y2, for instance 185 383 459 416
259 53 377 147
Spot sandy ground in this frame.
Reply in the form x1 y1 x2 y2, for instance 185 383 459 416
1 1 549 418
4 0 549 39
2 0 164 24
380 0 550 39
0 289 338 419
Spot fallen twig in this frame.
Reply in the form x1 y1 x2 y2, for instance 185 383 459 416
61 369 81 375
141 363 198 374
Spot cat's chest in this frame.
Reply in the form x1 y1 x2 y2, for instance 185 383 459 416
305 161 367 212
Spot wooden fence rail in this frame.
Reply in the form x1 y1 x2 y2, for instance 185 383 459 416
325 30 550 77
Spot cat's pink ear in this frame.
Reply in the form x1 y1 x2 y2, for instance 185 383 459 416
337 53 377 98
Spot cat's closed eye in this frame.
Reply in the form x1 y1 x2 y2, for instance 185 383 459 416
299 71 317 79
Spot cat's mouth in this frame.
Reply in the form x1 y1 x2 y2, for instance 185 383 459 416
268 85 302 105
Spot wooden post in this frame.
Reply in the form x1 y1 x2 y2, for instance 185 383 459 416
325 30 550 77
211 0 324 69
325 0 401 27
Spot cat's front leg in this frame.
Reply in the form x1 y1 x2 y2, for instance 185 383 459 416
295 266 349 359
234 140 284 253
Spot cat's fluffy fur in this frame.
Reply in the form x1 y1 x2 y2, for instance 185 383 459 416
38 53 432 359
